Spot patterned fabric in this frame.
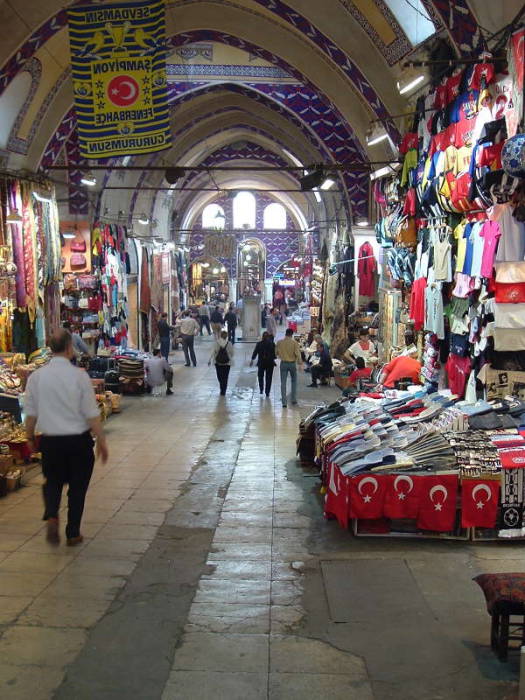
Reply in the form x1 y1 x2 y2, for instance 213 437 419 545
474 573 525 614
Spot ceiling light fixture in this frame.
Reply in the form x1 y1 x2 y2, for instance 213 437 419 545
138 213 149 225
299 166 325 191
212 267 219 274
367 132 389 146
356 217 370 227
320 178 335 191
397 75 425 94
164 167 186 185
80 171 97 187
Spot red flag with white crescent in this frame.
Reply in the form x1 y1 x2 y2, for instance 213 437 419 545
324 462 350 529
461 479 499 529
349 474 388 520
383 474 423 520
416 475 458 532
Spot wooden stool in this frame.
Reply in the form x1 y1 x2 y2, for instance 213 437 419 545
474 573 525 661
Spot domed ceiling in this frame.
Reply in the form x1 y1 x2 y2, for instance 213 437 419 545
0 0 521 238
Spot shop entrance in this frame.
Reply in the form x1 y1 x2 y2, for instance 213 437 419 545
189 257 229 305
238 239 265 298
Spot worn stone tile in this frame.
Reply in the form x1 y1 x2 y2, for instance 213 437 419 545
82 537 150 559
219 512 273 527
203 560 272 580
271 561 307 581
0 571 56 597
195 579 271 605
269 672 374 699
0 534 32 552
0 552 71 575
270 635 370 676
163 671 268 700
96 523 159 540
0 664 65 700
65 556 137 577
19 595 110 629
270 606 304 634
0 596 32 624
46 572 127 600
213 526 273 544
0 626 86 667
271 580 303 606
172 632 269 673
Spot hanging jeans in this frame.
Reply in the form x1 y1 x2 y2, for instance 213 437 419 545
215 364 230 395
181 334 197 366
280 361 297 406
40 432 95 539
258 366 274 396
160 336 170 360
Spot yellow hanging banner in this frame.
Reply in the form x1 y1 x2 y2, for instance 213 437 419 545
68 0 170 158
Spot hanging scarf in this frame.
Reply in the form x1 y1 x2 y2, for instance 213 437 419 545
9 181 26 308
139 246 151 314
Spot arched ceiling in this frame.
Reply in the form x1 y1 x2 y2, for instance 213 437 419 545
0 0 521 239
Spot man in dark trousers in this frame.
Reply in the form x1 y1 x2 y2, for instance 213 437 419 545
157 312 173 360
210 306 224 339
224 303 238 344
24 329 109 546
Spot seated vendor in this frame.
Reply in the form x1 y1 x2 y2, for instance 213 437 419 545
379 347 422 389
308 340 332 387
345 328 377 366
144 349 173 396
348 356 372 386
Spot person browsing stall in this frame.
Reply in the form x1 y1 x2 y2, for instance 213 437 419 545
24 329 108 546
62 321 91 359
157 312 173 361
379 346 422 388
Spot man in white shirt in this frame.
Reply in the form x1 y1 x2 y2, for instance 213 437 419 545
24 329 108 546
179 310 200 367
198 301 211 336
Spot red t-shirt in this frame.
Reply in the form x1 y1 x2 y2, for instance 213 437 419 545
349 367 372 384
382 356 422 388
445 354 472 397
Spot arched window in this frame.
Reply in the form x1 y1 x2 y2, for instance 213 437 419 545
202 203 225 229
233 191 256 229
263 202 286 229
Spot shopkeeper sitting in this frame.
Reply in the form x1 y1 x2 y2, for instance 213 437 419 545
378 347 422 389
63 322 91 358
345 328 377 366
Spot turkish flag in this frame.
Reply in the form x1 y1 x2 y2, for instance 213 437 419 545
349 474 388 520
461 479 499 528
384 474 423 520
417 475 458 532
324 462 350 529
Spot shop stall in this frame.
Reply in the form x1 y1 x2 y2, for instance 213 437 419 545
190 257 229 305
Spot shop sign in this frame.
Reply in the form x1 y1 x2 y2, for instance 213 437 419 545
273 272 284 279
68 0 170 158
279 279 296 287
205 234 235 258
161 251 170 284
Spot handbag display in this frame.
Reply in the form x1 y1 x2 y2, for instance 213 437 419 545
78 274 98 289
70 253 86 267
70 238 86 252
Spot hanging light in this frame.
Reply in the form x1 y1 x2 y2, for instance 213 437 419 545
320 177 335 190
212 267 219 274
62 229 77 239
80 171 97 187
220 266 226 272
138 213 149 225
6 208 22 223
300 166 324 191
246 254 252 261
366 124 389 147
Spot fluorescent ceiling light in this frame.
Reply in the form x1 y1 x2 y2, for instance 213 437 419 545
356 218 369 227
33 191 52 203
63 231 76 239
370 162 402 181
80 172 97 186
367 133 389 146
313 189 322 203
138 213 149 225
6 208 22 223
320 178 335 191
398 75 425 94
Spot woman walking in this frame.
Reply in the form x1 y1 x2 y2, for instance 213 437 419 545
250 331 276 397
209 330 234 395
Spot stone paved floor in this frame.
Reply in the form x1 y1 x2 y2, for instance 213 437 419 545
0 334 522 699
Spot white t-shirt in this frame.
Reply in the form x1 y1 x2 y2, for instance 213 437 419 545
494 303 525 329
24 357 99 435
492 203 525 262
469 222 485 278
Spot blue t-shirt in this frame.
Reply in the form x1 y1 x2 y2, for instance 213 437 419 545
462 223 474 275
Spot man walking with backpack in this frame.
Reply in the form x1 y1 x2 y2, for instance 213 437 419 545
209 330 234 395
250 331 276 397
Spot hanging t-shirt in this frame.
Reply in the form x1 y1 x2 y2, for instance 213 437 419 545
425 283 445 339
445 354 472 397
494 303 525 329
409 277 427 331
469 222 485 278
454 222 467 273
462 223 474 275
433 231 452 282
492 203 525 262
479 220 501 277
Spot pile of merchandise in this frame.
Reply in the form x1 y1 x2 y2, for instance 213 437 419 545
299 387 525 540
373 28 525 398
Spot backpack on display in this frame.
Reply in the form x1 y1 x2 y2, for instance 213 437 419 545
216 344 230 365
